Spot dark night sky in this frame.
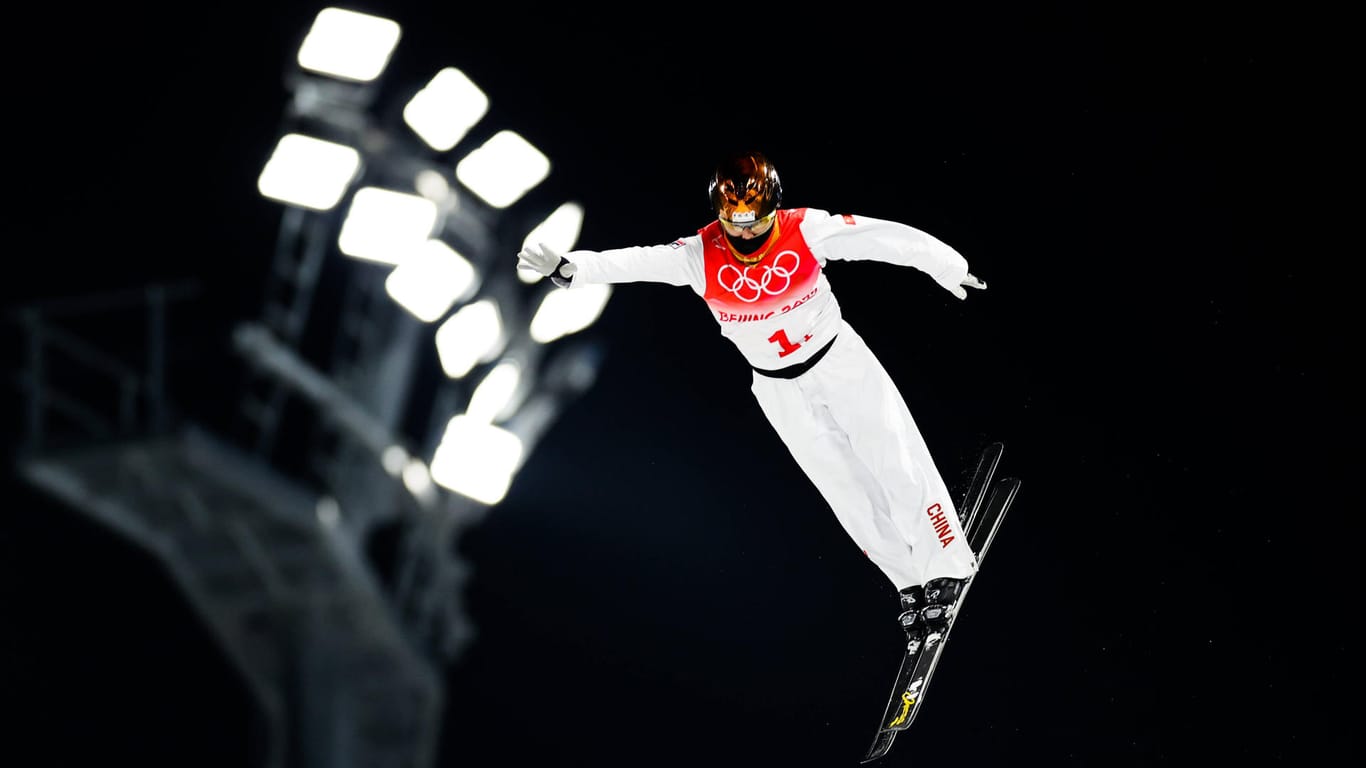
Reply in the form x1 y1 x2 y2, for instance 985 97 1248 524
3 3 1356 767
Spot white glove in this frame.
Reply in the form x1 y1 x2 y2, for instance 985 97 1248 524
517 243 578 287
950 272 987 300
517 243 560 278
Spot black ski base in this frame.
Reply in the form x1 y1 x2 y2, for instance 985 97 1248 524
861 441 1020 764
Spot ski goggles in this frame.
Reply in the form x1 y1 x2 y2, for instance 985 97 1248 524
719 210 777 235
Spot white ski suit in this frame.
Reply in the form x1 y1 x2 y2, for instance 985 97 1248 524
553 207 978 590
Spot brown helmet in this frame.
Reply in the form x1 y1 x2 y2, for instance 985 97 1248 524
708 151 782 228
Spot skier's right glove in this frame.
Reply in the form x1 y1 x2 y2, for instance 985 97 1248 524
949 272 987 300
517 243 577 288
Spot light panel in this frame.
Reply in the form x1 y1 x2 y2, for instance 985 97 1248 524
403 67 490 152
466 360 521 423
385 239 478 322
257 133 361 211
455 130 549 209
297 7 401 82
529 284 612 343
429 414 523 505
337 187 439 265
434 299 504 379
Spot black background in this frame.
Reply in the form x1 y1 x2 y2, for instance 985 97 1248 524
3 3 1355 767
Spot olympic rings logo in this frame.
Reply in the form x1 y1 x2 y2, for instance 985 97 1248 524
716 250 802 303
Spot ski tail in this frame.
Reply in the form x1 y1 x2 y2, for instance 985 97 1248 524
969 476 1019 561
958 442 1003 536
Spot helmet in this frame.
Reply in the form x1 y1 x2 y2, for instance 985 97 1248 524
708 151 782 228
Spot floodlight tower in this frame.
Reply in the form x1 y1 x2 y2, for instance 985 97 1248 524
247 5 616 767
10 7 615 768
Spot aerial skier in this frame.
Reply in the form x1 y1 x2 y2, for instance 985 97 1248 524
516 150 1018 760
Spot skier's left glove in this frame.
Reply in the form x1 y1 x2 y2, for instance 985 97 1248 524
517 243 577 288
949 272 987 300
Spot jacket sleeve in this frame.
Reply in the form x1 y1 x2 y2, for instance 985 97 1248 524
801 209 970 295
564 236 706 295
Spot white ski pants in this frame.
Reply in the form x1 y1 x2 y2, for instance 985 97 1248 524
750 321 976 591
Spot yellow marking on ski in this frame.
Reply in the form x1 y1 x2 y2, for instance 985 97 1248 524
887 692 917 728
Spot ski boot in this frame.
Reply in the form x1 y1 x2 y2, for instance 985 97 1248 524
898 577 968 649
896 585 927 655
920 576 968 643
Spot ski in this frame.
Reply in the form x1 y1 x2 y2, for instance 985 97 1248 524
861 442 1002 761
861 443 1020 764
957 441 1003 539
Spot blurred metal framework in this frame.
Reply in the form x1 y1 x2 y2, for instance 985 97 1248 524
8 12 602 768
10 267 455 768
